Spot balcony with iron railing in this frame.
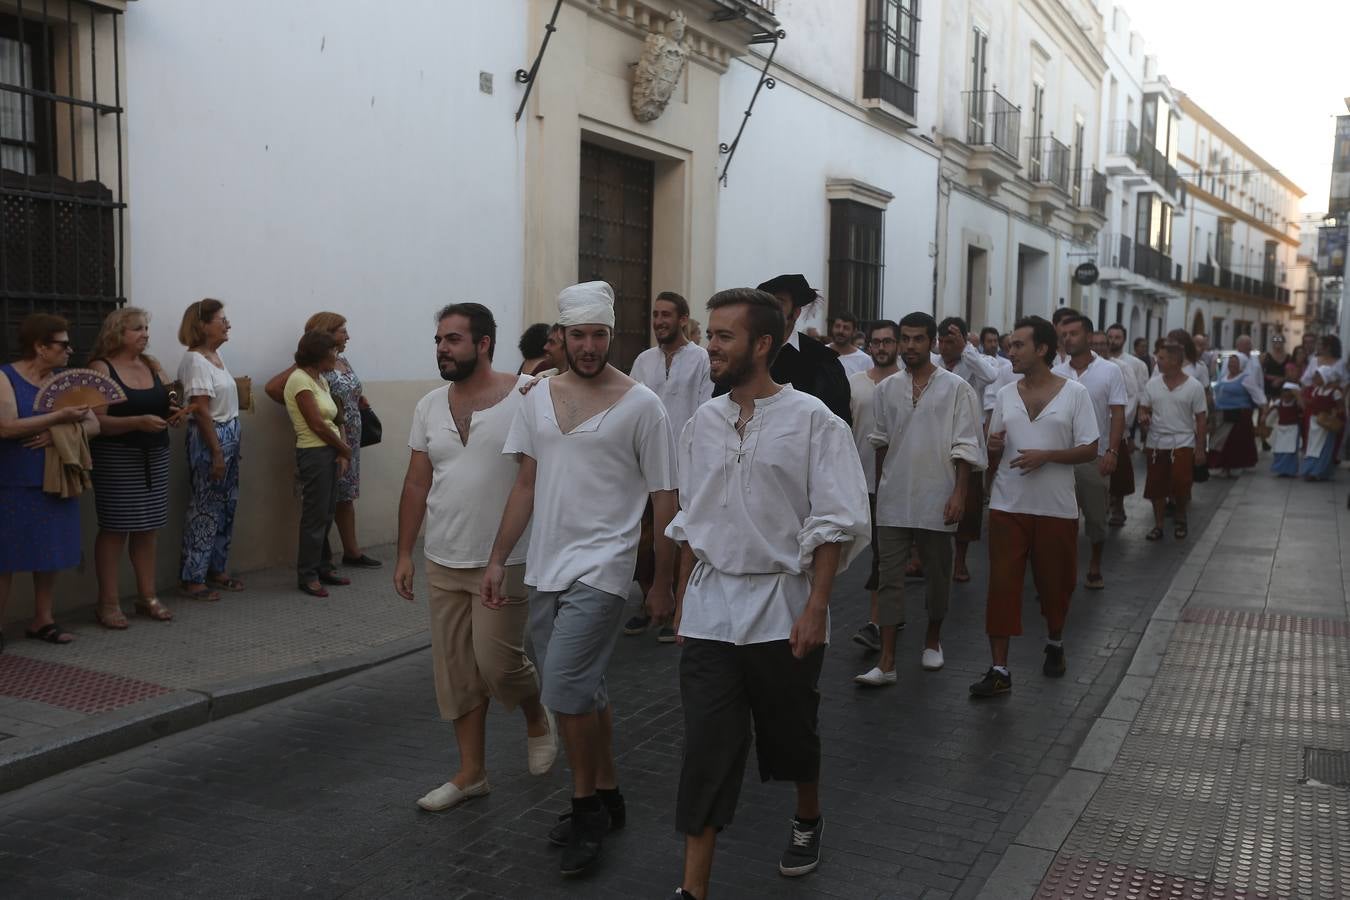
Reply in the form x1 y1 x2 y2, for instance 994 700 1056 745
1190 262 1292 305
1076 168 1107 213
964 90 1021 159
1097 232 1132 282
1029 136 1071 194
1133 243 1172 283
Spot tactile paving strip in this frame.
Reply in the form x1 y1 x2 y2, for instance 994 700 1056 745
1039 608 1350 899
0 655 169 713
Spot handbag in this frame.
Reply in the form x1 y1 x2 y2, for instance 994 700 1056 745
1315 410 1345 434
1192 462 1210 484
359 405 383 447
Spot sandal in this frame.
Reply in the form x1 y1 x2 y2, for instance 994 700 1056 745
298 582 329 598
1174 523 1189 540
1108 513 1126 527
904 562 925 579
96 605 129 630
26 622 74 644
135 597 174 622
318 570 351 586
1145 527 1164 541
181 585 221 602
1085 573 1105 590
207 573 245 592
952 571 971 583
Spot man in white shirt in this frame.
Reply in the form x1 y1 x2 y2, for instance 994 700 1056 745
625 291 713 642
670 288 869 898
1139 343 1208 541
848 320 900 654
858 312 984 687
1104 323 1149 525
980 326 1019 421
1053 315 1126 590
972 316 1099 698
394 303 558 814
828 309 874 378
1195 333 1218 382
483 281 679 878
935 316 997 583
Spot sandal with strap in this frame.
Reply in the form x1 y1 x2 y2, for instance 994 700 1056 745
181 585 221 602
135 597 174 622
26 622 74 644
1174 522 1189 540
96 605 129 630
1145 527 1164 541
207 573 245 592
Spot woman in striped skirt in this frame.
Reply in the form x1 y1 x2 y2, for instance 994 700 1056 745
88 308 178 628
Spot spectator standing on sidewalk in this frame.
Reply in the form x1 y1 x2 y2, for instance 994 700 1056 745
483 281 678 878
827 310 873 378
0 314 99 649
859 312 983 687
972 316 1098 698
88 307 177 628
625 291 712 643
1053 315 1125 591
848 319 900 654
283 331 351 597
934 317 996 584
394 302 557 813
264 312 381 571
1208 353 1263 478
669 288 869 898
177 299 244 602
1138 343 1208 541
1104 323 1149 525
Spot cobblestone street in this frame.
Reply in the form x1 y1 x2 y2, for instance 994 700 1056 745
0 468 1252 899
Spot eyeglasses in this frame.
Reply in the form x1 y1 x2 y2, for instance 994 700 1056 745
45 340 72 350
868 338 897 347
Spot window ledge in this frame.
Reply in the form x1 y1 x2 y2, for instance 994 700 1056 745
861 96 917 129
826 178 895 209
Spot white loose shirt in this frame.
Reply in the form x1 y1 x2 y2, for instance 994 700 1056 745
1141 374 1207 450
934 342 998 393
1052 353 1127 457
989 379 1099 520
848 369 886 492
1109 352 1150 424
835 346 873 378
408 377 531 568
177 351 239 422
983 355 1019 412
629 341 713 434
667 387 869 646
870 368 985 532
503 380 677 597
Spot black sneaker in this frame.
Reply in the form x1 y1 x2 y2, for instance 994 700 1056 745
342 554 383 569
623 614 651 636
656 626 677 643
672 891 699 900
559 799 609 877
778 815 823 877
969 668 1012 697
851 622 881 652
1043 644 1067 678
548 789 626 846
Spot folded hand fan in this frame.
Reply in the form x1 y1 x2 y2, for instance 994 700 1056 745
32 368 128 413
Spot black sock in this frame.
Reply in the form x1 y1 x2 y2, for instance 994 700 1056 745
795 814 820 829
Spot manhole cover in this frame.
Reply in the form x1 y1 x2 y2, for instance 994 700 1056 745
1303 748 1350 787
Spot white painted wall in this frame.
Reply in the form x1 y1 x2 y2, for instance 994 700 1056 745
125 0 531 381
714 55 941 324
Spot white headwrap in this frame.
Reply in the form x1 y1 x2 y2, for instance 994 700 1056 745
1316 364 1337 384
1282 381 1300 392
557 281 616 328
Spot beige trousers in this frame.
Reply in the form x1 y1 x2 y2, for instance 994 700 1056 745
1074 461 1109 545
426 561 538 721
876 526 953 628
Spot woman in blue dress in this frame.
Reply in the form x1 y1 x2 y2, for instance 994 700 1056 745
1207 354 1262 477
0 314 100 648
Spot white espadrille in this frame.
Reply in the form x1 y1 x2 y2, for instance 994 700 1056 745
853 666 897 687
921 645 945 671
416 778 490 812
527 709 558 775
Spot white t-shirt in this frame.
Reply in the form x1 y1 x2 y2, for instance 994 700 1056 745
1141 374 1207 450
1052 353 1127 457
667 387 869 646
1182 361 1210 391
989 378 1099 520
629 341 713 436
408 377 531 569
835 346 873 378
503 379 677 597
870 368 985 531
177 351 239 422
848 369 884 492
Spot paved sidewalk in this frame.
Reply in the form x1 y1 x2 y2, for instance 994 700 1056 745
0 542 426 791
985 473 1350 899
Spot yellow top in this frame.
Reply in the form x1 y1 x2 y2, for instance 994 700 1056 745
283 369 340 449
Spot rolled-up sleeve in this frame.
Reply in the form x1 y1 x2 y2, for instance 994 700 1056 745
950 381 987 470
800 411 871 573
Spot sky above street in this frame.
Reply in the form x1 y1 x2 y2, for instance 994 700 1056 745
1118 0 1348 220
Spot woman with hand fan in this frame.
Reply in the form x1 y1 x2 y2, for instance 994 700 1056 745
0 314 100 649
176 299 244 602
88 308 180 628
282 330 352 597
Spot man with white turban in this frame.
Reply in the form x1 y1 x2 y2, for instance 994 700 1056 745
483 280 679 878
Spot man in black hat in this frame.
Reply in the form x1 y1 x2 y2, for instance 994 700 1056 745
728 274 851 424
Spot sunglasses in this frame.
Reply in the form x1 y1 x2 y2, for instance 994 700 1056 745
45 339 72 350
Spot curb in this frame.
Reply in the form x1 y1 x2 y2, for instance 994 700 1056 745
975 477 1250 900
0 633 429 795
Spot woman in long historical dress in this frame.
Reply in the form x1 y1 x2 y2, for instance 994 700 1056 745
1299 367 1345 482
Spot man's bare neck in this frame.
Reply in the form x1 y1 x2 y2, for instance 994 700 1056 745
906 360 936 380
1070 350 1093 372
555 365 629 391
869 364 898 382
1020 366 1056 388
659 335 688 355
832 341 856 355
452 365 511 395
729 370 781 405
